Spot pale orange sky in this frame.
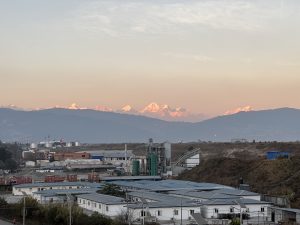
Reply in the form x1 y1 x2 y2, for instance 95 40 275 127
1 0 300 116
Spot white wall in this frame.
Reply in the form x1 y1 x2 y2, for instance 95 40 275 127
201 204 270 219
130 206 200 222
13 185 82 196
33 193 63 204
185 154 200 168
77 197 126 217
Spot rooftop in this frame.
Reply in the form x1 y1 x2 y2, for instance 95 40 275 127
79 150 135 158
33 188 99 197
110 180 233 192
102 176 161 181
13 182 103 189
201 198 270 206
78 193 126 205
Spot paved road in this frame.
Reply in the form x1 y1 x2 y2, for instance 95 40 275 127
0 219 13 225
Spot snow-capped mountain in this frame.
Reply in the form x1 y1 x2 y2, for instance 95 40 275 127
118 105 138 114
1 103 207 122
138 102 206 122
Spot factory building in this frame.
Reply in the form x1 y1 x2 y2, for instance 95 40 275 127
146 139 172 176
53 152 90 161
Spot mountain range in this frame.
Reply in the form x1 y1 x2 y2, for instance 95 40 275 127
1 103 207 122
0 107 300 143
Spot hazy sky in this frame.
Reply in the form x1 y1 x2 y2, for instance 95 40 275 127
1 0 300 116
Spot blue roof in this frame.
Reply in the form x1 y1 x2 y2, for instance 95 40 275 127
201 198 270 206
110 180 233 191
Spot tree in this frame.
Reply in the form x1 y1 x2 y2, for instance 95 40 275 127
230 218 241 225
88 212 113 225
16 197 39 219
5 158 18 171
98 184 125 197
0 197 8 207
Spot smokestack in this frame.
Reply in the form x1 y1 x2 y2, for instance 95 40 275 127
125 144 127 174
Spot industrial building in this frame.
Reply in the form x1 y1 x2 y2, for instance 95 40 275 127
146 139 172 176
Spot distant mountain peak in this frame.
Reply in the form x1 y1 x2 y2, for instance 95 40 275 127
121 105 133 112
141 102 161 113
224 105 253 115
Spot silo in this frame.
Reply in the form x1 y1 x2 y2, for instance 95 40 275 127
30 143 37 149
45 142 53 148
164 142 171 164
150 153 158 176
132 160 140 176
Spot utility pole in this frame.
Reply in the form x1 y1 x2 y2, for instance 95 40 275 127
126 190 131 225
180 199 183 225
21 191 27 225
240 206 242 225
66 194 72 225
23 196 26 225
125 144 127 174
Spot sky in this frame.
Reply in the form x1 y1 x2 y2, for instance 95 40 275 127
0 0 300 117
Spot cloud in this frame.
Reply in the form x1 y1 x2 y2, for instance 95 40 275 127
71 0 284 37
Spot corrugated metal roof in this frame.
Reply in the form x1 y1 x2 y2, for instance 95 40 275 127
78 193 126 205
170 190 238 200
14 182 103 189
33 188 99 197
215 188 260 196
201 198 270 206
80 150 135 158
110 180 233 191
271 207 300 214
103 176 161 181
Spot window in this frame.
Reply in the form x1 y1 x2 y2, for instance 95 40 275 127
174 210 179 215
79 199 81 204
230 207 234 213
88 201 90 206
99 204 101 209
83 200 85 204
190 210 194 215
158 210 162 216
106 206 109 212
261 207 265 212
214 208 219 213
93 203 96 208
141 211 146 217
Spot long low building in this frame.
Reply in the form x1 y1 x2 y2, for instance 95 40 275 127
13 182 102 196
77 193 127 217
33 188 99 204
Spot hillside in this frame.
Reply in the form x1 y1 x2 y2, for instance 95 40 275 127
1 107 300 142
178 155 300 208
